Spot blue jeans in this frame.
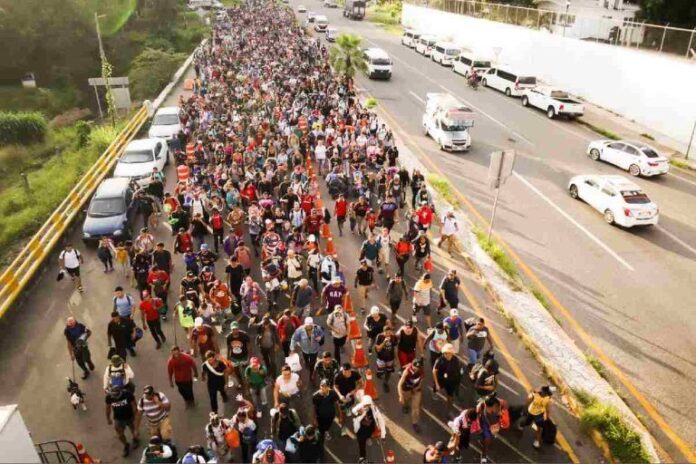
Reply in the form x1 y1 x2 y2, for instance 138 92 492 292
468 348 481 364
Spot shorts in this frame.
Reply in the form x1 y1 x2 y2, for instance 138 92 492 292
114 418 134 432
66 267 80 278
397 349 415 368
413 303 431 316
147 416 173 441
375 357 394 374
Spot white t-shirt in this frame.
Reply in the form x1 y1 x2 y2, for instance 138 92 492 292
275 373 300 396
441 215 458 236
315 144 327 161
59 249 81 269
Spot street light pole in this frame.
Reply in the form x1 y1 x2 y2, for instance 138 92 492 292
563 0 570 37
686 119 696 160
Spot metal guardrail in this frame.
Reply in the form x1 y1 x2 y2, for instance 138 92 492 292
0 106 149 319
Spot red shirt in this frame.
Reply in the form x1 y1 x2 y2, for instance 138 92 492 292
167 353 197 383
335 199 347 218
140 298 163 321
417 206 433 226
147 270 170 287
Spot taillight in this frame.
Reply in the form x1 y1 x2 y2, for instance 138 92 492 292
648 162 658 167
623 208 632 217
559 104 565 111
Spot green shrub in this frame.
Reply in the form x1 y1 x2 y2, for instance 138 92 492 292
585 353 607 379
0 112 48 146
426 174 460 207
473 228 518 280
575 392 650 463
75 121 93 148
144 36 176 52
128 48 187 100
0 87 78 118
364 97 378 109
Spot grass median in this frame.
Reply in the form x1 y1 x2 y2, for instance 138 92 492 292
473 227 518 281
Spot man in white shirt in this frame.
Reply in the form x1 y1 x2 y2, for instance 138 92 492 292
438 210 459 255
314 140 328 175
59 243 84 292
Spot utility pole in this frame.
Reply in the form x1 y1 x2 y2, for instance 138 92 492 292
563 0 570 37
94 12 116 127
487 150 516 240
686 120 696 160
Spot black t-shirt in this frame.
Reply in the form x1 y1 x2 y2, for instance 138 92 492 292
356 267 374 286
226 331 250 361
153 250 172 271
365 314 387 339
106 390 135 422
434 356 462 384
334 371 361 396
312 390 339 418
181 277 201 293
375 333 396 361
315 359 339 385
397 329 418 352
107 318 135 348
225 264 245 293
203 360 227 388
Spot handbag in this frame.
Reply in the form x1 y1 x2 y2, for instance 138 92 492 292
542 419 557 445
285 353 302 372
423 256 434 273
134 327 144 343
224 428 240 448
500 408 511 429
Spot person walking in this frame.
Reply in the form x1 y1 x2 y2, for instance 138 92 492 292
333 363 363 437
374 324 397 392
277 309 301 358
432 343 463 411
313 379 339 441
386 273 407 320
59 243 84 292
290 279 314 318
139 291 166 349
103 355 135 393
321 277 346 316
97 237 115 273
466 317 494 369
167 345 198 406
326 305 349 363
64 317 95 379
443 308 464 354
424 322 449 368
201 350 229 414
274 365 302 408
232 405 258 463
438 210 459 255
352 395 386 464
354 259 375 316
413 273 434 328
252 315 280 377
107 311 137 360
135 385 173 441
519 385 553 449
364 306 388 354
397 358 425 433
394 235 413 277
440 269 461 311
105 386 140 457
291 317 325 381
271 402 301 453
395 320 422 370
245 357 270 418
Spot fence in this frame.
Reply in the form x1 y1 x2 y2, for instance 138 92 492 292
404 0 696 58
0 106 149 318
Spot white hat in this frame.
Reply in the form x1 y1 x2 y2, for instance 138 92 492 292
442 343 455 354
370 306 380 316
450 308 459 317
194 317 204 328
304 317 314 325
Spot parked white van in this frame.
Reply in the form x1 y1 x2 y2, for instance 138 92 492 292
415 35 439 57
481 66 537 97
452 53 491 77
314 14 329 32
430 42 461 66
401 29 421 48
363 48 392 79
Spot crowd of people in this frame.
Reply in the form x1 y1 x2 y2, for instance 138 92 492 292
61 2 556 463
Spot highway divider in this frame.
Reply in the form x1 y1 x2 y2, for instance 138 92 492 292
0 40 204 320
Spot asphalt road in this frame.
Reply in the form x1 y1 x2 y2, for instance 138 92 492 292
0 60 596 462
295 3 696 460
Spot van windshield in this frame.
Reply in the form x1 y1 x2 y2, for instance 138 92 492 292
518 76 537 85
121 149 154 164
153 114 179 125
441 121 469 131
89 197 126 217
473 60 491 67
371 58 391 65
445 49 460 56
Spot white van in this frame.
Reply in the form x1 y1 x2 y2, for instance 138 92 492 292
363 48 392 79
401 30 421 48
430 42 461 66
314 15 329 32
452 53 491 77
415 35 438 57
481 66 537 97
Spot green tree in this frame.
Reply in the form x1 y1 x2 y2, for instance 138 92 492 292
638 0 696 28
128 48 186 100
329 33 367 85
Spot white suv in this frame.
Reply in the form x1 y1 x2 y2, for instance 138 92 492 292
114 139 169 186
148 106 181 141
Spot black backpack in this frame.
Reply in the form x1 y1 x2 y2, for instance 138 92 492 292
542 419 557 445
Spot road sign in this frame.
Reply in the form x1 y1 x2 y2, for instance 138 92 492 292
487 150 516 240
488 150 516 189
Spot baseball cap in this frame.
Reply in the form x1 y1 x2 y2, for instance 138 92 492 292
370 306 379 315
194 317 204 328
320 378 330 387
442 343 455 354
230 321 240 330
304 316 314 325
250 357 260 366
450 308 459 317
110 355 124 365
143 385 155 395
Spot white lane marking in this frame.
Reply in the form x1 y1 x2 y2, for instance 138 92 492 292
655 225 696 257
325 446 344 463
438 84 536 147
512 172 635 271
408 90 425 104
667 171 696 188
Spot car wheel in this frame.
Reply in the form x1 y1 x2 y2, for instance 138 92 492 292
505 88 512 97
481 78 487 87
423 125 429 136
629 164 641 177
521 96 529 107
569 184 579 199
604 209 615 225
440 141 447 151
547 107 556 119
589 148 600 161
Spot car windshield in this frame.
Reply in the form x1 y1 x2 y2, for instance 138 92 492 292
446 49 460 56
518 76 537 85
121 149 154 164
371 58 390 65
88 197 126 217
473 60 491 67
441 121 469 131
153 114 179 125
621 191 651 204
640 147 660 158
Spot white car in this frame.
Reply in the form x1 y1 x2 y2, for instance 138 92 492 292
306 11 317 22
415 35 439 57
568 174 659 227
114 139 169 186
314 14 328 31
587 140 669 177
297 4 307 12
323 0 337 8
148 106 181 141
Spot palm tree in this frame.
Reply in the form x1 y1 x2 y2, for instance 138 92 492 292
329 33 367 87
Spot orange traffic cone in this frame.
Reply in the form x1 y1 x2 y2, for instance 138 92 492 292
315 195 324 209
183 78 194 90
364 368 379 400
348 314 361 340
76 443 95 464
325 236 335 254
352 339 368 369
320 222 330 239
343 293 354 315
386 450 396 463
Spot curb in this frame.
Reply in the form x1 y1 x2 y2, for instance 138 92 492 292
366 100 660 463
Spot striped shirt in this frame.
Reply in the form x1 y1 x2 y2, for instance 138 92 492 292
137 392 170 424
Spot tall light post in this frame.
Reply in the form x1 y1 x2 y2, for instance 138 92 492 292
563 0 570 37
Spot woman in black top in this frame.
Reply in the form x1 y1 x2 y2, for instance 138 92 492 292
201 351 229 413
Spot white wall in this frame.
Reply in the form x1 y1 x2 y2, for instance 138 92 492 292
403 4 696 151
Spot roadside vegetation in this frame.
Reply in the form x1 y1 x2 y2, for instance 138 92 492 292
367 2 402 26
584 352 607 379
577 119 620 140
426 174 460 207
473 228 518 280
575 390 651 463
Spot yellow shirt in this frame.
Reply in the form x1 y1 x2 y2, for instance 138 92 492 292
528 392 550 416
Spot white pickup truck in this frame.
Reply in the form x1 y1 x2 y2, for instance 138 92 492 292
422 93 475 152
521 86 584 119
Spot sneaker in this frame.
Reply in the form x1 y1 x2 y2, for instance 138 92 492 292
81 371 90 380
88 363 95 371
533 440 541 449
155 342 162 350
257 411 263 419
412 423 421 433
480 456 489 464
324 431 332 441
129 349 137 357
341 426 348 437
517 422 525 431
161 335 167 343
131 437 140 448
358 458 367 464
122 443 130 458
